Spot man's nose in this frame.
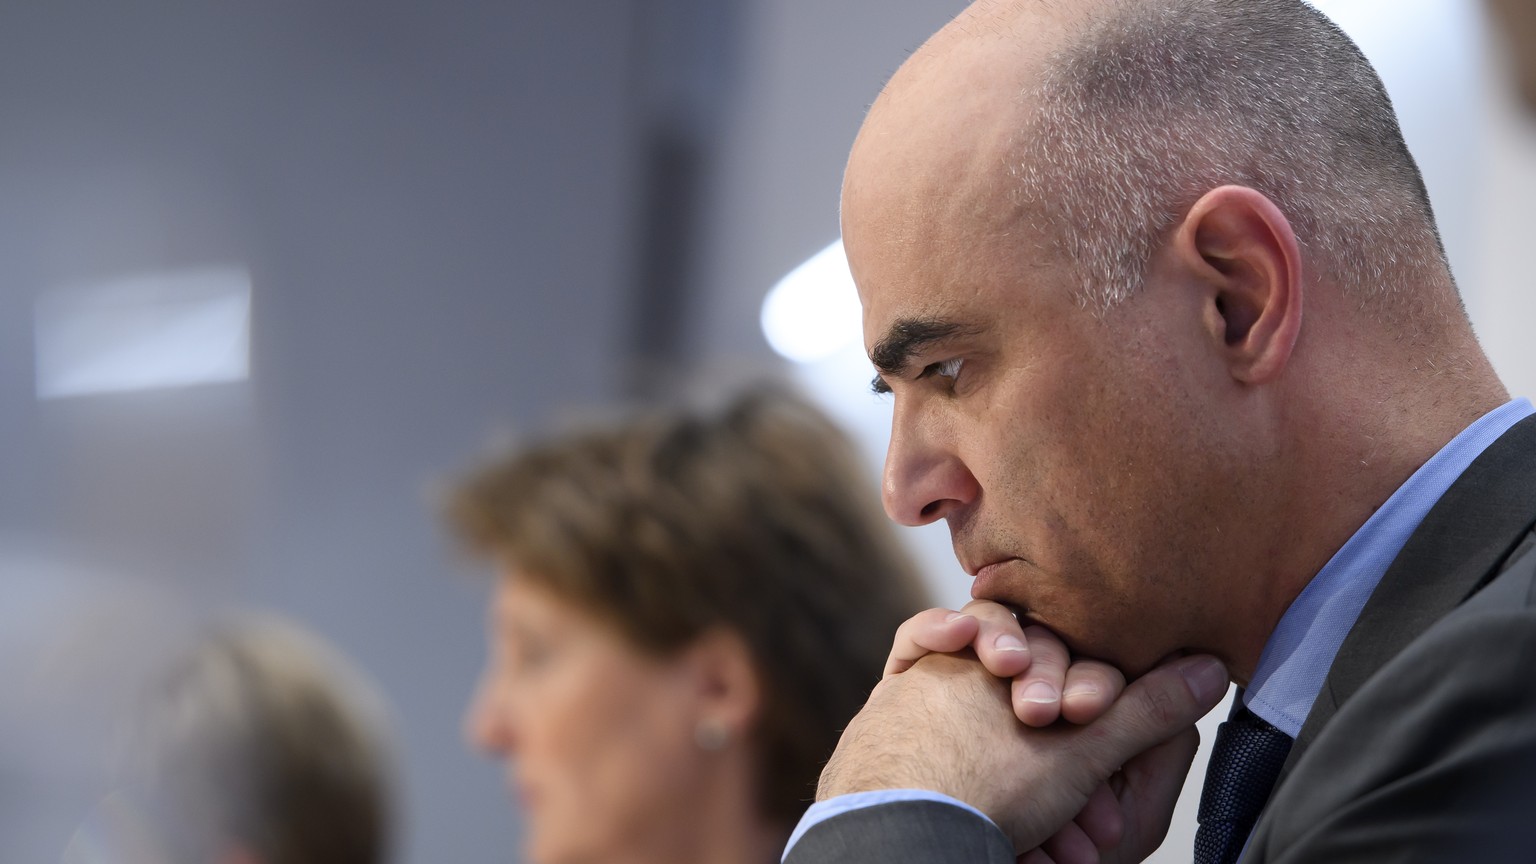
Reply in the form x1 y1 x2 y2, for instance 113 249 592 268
882 409 978 526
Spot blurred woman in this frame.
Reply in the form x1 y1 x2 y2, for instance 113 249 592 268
447 388 929 864
120 613 396 864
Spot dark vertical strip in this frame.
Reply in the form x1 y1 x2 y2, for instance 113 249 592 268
626 122 702 398
620 0 746 400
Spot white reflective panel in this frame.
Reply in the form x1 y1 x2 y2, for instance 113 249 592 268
760 239 863 364
34 266 252 399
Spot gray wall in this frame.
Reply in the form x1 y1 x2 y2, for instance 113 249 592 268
0 2 683 861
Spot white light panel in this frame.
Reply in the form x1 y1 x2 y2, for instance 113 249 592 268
34 266 252 400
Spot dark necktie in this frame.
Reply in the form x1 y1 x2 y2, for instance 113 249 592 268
1193 705 1294 864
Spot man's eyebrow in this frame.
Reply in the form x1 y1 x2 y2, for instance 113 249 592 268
869 318 971 377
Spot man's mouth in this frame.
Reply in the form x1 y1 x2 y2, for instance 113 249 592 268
967 559 1043 627
964 556 1014 578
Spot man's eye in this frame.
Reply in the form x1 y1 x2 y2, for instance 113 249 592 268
919 357 964 382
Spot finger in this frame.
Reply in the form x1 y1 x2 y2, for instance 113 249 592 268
1040 820 1100 864
884 608 979 676
1077 655 1228 778
1122 726 1200 807
1060 660 1127 725
957 598 1034 679
1071 782 1124 852
1018 849 1056 864
1012 624 1070 726
1113 726 1202 855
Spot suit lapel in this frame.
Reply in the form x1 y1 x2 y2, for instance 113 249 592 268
1275 413 1536 786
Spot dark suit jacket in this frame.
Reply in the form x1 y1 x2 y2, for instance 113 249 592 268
786 415 1536 864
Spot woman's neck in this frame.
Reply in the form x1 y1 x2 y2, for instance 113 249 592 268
613 761 790 864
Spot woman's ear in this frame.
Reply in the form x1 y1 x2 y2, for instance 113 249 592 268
1171 184 1304 385
682 627 762 748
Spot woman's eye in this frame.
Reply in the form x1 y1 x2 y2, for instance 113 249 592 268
509 637 555 672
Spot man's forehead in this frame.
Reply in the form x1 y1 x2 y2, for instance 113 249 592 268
843 166 1032 307
854 246 985 350
842 46 1041 249
844 0 1083 344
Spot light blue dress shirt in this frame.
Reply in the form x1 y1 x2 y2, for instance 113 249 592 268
784 398 1534 862
1242 397 1534 734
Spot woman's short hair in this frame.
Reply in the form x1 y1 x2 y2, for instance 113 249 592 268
445 387 929 824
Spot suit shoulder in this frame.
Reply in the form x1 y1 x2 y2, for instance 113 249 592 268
1255 595 1536 862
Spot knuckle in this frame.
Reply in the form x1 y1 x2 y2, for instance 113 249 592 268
1023 628 1069 658
913 608 949 629
970 597 1015 615
1140 685 1180 727
1081 666 1124 696
1028 650 1068 674
909 606 952 627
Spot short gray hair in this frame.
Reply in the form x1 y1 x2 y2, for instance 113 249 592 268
1010 0 1451 314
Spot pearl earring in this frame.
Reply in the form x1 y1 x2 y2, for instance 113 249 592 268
694 718 730 752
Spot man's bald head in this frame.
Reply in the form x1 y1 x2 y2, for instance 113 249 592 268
847 0 1457 322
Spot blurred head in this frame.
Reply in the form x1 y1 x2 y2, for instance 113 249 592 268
129 614 394 864
448 388 928 864
844 0 1492 678
1487 0 1536 114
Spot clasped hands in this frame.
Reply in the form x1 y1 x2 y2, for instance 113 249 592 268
817 600 1230 864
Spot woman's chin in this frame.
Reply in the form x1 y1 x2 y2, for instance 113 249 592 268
524 808 594 864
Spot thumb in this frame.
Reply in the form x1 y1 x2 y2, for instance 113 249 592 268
1081 656 1228 778
1113 726 1203 857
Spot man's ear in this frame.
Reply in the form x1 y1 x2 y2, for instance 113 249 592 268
682 627 762 744
1172 185 1303 385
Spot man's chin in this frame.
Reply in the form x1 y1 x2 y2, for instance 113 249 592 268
970 596 1174 676
1037 626 1171 679
1097 647 1197 681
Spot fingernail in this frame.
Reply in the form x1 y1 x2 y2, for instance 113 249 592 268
1062 683 1100 700
1021 681 1058 704
1179 657 1229 703
993 633 1027 653
944 612 971 623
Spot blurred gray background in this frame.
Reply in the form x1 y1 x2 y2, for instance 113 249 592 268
2 1 1532 862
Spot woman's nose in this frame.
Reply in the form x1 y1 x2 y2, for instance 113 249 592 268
464 674 518 755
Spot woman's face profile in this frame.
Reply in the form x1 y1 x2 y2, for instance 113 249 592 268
465 575 708 864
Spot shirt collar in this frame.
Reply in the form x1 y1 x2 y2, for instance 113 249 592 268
1243 397 1536 736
